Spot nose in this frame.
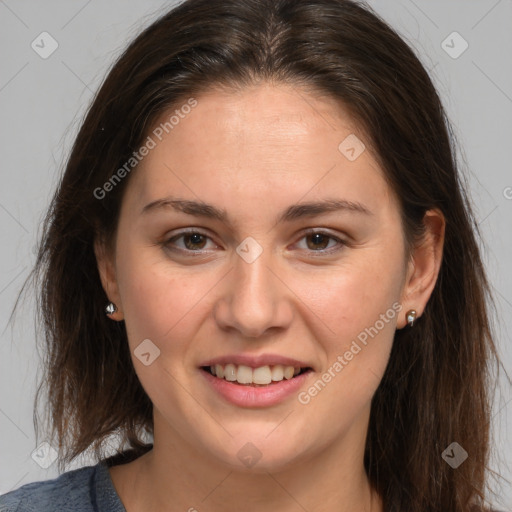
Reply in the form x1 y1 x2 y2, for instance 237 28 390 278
213 245 293 338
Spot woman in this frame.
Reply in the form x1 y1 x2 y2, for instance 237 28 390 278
0 0 505 511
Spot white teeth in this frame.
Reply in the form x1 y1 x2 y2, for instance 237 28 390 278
236 365 253 384
271 365 284 381
215 364 224 378
253 365 272 385
224 363 237 381
284 366 294 380
206 363 305 385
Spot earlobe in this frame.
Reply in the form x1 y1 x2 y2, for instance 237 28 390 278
94 237 124 321
399 209 445 329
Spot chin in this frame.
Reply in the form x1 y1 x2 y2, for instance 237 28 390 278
203 429 309 474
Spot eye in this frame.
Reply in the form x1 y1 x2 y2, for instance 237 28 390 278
295 230 345 253
163 229 346 255
165 230 217 252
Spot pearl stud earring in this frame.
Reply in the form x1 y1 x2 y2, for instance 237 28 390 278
406 309 417 327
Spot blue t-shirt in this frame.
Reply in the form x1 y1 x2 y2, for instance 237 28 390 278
0 462 125 512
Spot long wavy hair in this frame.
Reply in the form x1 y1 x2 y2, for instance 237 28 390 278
18 0 503 510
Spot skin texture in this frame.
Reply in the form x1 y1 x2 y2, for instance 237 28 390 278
95 82 445 512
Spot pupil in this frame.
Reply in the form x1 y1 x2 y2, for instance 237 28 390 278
186 233 205 249
308 233 328 250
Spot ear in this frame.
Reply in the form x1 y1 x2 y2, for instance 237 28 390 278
94 235 124 321
398 208 445 329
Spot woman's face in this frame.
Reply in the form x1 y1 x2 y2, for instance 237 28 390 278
98 83 420 471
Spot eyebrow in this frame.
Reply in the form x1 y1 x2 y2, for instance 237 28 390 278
141 196 373 224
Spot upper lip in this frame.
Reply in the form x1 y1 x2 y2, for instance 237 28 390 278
200 353 313 370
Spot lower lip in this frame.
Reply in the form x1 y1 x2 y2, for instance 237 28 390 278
200 368 312 408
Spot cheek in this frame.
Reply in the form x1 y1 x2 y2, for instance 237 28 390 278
115 247 217 353
295 248 403 395
294 272 399 420
115 254 219 409
303 260 401 341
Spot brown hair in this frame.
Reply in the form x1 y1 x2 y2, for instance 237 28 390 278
19 0 503 510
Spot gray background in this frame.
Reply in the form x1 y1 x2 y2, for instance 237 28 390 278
0 0 511 508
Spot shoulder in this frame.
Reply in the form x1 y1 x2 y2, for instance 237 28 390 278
0 462 124 512
0 465 97 512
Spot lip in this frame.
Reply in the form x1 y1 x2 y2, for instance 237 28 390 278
199 353 313 369
200 367 313 408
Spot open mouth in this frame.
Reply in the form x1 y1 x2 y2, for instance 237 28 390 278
200 364 312 387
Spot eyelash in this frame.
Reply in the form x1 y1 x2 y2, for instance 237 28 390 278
163 228 347 256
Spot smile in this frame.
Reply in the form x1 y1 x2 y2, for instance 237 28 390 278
200 364 314 408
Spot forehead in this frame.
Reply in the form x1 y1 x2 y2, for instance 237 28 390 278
124 83 395 222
